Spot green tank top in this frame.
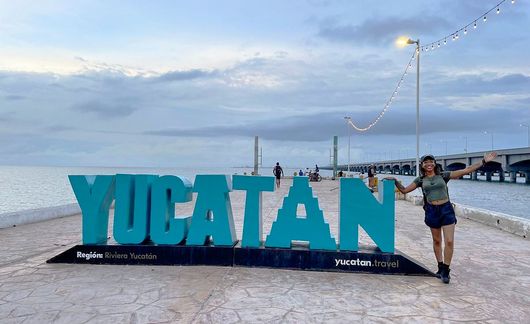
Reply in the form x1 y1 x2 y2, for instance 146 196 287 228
413 171 451 203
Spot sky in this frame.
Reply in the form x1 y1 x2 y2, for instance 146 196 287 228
1 0 529 169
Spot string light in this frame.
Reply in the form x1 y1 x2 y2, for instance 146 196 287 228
346 51 416 132
419 0 512 52
347 0 515 132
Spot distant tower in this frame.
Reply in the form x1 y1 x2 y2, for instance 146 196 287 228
333 136 338 178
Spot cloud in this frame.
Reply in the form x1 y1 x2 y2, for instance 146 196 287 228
4 94 26 101
426 73 530 96
317 15 452 45
152 69 218 82
72 100 138 118
145 104 528 142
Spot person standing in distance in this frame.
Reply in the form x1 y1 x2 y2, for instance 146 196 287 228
368 164 376 188
273 162 284 188
385 152 497 284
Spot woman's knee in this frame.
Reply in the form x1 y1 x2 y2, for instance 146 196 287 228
444 238 454 249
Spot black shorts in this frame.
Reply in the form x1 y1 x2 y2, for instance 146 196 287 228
275 175 281 180
424 201 457 228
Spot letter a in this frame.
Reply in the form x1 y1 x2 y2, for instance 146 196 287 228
69 175 115 245
187 175 237 246
339 178 395 253
265 177 336 250
233 175 275 248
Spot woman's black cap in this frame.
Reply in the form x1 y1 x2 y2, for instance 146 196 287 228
420 154 436 163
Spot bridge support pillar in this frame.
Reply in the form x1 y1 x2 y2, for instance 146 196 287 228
510 172 517 183
485 172 492 182
499 171 505 182
472 171 478 181
525 172 530 185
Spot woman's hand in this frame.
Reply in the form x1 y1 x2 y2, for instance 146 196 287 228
484 152 497 163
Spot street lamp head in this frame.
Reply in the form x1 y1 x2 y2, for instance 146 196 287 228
520 123 529 128
396 36 417 47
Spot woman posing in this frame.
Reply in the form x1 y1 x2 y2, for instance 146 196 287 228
386 152 497 284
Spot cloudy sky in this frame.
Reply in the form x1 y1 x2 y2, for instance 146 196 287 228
1 0 529 168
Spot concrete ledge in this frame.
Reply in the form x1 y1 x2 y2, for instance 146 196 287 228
0 203 81 229
453 203 529 240
404 194 529 240
404 193 424 205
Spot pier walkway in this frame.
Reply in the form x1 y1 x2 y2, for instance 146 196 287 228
0 179 528 323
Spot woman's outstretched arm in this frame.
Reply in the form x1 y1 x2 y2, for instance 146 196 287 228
450 152 497 179
384 177 417 194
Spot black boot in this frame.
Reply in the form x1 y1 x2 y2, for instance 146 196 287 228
435 261 443 278
441 263 451 284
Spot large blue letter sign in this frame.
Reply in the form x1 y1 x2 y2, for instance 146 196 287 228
186 175 237 246
265 177 336 250
150 175 193 245
69 175 115 245
233 175 275 248
339 178 395 253
72 173 398 254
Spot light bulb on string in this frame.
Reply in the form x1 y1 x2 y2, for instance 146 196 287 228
483 15 487 22
474 21 477 29
444 38 447 45
497 7 500 14
455 33 459 39
464 28 467 35
512 0 515 4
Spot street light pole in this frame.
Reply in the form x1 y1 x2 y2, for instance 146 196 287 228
396 37 420 175
521 123 530 147
415 39 420 177
484 131 493 150
344 116 351 174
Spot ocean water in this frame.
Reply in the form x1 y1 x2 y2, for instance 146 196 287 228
0 166 528 220
0 165 324 214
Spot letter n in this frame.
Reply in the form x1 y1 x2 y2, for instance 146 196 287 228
150 175 193 245
186 175 237 246
265 177 336 250
113 174 157 244
339 178 395 253
69 175 115 245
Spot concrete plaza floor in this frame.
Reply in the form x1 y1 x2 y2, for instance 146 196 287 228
0 178 528 323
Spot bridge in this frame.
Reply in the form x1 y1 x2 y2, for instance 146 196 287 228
328 147 530 184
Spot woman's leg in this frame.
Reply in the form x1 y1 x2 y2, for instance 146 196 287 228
429 227 443 263
441 224 455 265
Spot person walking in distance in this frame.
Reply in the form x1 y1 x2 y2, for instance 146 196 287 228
385 152 497 284
273 162 284 188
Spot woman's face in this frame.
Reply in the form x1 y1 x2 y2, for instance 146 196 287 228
422 159 435 173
